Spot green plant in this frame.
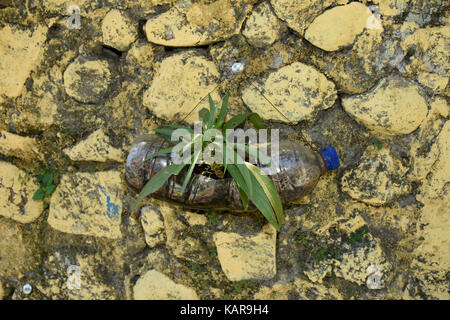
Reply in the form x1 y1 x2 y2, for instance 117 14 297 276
206 211 219 226
208 245 217 258
189 261 202 274
133 92 284 231
33 167 57 200
233 280 254 293
347 225 370 247
372 138 383 150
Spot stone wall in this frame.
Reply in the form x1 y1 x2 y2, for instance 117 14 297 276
0 0 448 300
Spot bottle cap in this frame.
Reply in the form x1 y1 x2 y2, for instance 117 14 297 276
320 146 340 171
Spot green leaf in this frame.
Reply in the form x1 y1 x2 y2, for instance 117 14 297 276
224 113 250 130
199 108 210 129
33 189 45 201
42 173 54 186
144 146 173 162
248 113 266 129
245 162 283 226
223 145 253 195
162 125 194 134
207 95 217 129
372 138 383 150
215 91 229 129
153 128 176 141
227 163 280 230
45 184 56 196
224 112 265 131
236 185 248 210
180 148 202 194
133 163 186 212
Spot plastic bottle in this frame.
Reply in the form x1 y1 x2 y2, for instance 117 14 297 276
126 135 340 210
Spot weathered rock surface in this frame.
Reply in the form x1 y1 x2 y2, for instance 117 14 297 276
341 145 410 206
0 218 39 278
143 50 220 124
399 23 450 94
242 2 285 48
254 278 343 299
63 56 113 104
140 206 165 247
0 281 12 300
411 121 450 299
144 0 255 47
63 129 123 162
0 25 48 102
375 0 409 16
102 9 138 51
48 171 123 239
133 269 199 300
416 121 450 199
270 0 344 36
0 131 39 160
305 2 382 51
308 26 393 94
35 251 123 299
213 224 277 281
334 239 391 287
0 162 43 224
152 201 211 263
242 62 337 123
342 76 428 136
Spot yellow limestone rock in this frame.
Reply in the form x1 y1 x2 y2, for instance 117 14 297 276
411 121 450 299
375 0 409 16
305 2 382 51
0 218 39 278
0 162 44 224
102 9 138 51
242 2 285 48
144 0 254 47
63 129 123 162
0 24 48 100
63 56 112 104
400 23 450 95
143 50 220 124
270 0 344 36
48 171 123 239
133 269 199 300
341 145 410 206
242 62 337 123
0 131 39 160
213 224 277 281
140 206 165 247
342 76 428 136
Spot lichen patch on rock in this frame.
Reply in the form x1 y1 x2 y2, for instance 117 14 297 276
63 56 113 104
242 62 337 123
341 145 410 206
342 76 428 136
143 50 220 124
0 162 43 224
48 171 123 239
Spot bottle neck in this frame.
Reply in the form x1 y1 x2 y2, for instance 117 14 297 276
318 152 328 174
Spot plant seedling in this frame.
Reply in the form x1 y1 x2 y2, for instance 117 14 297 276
33 167 57 200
